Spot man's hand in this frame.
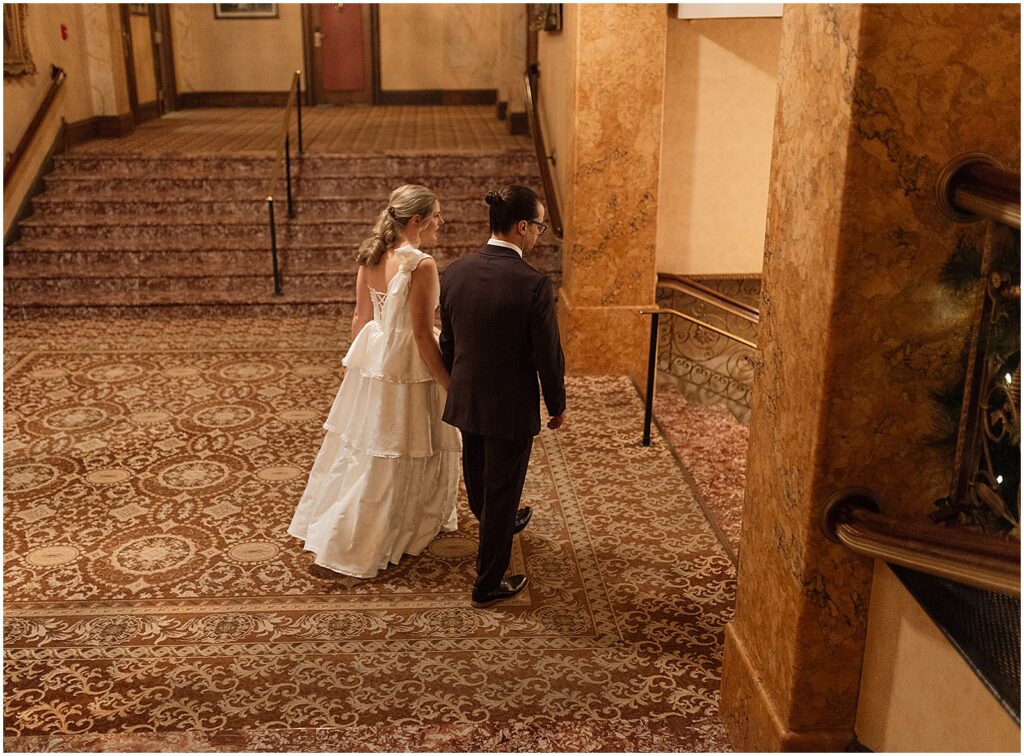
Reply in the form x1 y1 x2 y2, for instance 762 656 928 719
547 413 565 430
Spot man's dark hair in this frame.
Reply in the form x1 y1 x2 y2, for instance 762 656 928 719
485 185 541 234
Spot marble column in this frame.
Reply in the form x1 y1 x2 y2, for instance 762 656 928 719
720 4 1020 751
557 4 666 381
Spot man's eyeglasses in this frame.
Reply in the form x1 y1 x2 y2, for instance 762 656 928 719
526 220 548 235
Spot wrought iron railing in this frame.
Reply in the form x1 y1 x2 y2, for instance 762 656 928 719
264 70 304 296
639 275 760 445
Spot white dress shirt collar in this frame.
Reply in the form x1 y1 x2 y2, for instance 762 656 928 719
487 238 523 258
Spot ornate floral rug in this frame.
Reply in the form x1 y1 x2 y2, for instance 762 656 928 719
4 312 735 751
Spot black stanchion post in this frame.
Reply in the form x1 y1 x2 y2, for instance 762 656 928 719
268 198 282 296
285 134 294 219
296 72 304 154
642 311 660 447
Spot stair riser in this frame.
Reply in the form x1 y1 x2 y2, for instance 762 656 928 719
4 271 563 307
53 153 539 179
5 246 563 274
31 196 500 220
43 174 540 199
18 220 492 243
5 273 354 297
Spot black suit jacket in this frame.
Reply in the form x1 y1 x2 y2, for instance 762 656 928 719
440 244 566 440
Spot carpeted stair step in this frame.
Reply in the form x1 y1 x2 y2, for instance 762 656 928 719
51 151 540 179
16 216 498 244
2 236 561 260
42 173 541 199
30 196 503 221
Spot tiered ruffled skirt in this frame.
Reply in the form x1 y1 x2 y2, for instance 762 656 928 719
288 322 461 578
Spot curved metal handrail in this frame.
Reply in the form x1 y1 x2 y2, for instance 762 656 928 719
4 65 66 184
657 273 760 323
822 490 1020 597
524 66 563 239
936 155 1020 229
264 70 303 296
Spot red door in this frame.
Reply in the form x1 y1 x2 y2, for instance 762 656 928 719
311 4 377 104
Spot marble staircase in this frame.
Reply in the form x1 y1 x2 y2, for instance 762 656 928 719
4 150 561 310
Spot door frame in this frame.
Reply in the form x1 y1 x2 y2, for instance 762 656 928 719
118 5 141 124
150 4 178 114
302 3 381 106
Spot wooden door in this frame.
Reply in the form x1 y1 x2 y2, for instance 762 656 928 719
119 4 161 123
305 4 379 105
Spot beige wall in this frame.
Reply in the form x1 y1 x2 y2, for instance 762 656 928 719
130 12 158 104
856 564 1020 751
170 4 303 93
535 4 578 225
380 4 516 92
657 17 781 275
4 4 96 155
4 4 129 237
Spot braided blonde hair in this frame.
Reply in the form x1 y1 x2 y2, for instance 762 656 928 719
355 184 437 267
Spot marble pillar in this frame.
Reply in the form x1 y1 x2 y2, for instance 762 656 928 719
721 4 1020 751
557 4 666 381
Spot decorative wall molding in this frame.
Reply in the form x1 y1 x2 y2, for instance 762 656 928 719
3 5 36 77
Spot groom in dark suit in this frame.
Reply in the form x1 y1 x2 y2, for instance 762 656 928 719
439 185 566 608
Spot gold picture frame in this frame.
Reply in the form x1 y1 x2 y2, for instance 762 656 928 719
4 4 36 78
213 4 279 20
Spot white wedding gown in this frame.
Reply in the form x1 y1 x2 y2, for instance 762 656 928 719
289 246 460 577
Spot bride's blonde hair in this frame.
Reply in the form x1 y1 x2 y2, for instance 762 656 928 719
356 184 437 267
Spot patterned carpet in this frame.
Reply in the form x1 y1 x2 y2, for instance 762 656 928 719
652 383 749 562
75 106 531 155
3 311 736 751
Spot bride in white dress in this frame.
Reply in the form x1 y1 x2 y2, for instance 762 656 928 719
289 184 461 577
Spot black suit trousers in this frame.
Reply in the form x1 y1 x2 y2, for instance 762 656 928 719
460 430 533 592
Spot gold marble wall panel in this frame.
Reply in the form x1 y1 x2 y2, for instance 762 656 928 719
559 4 666 379
170 4 303 93
657 18 781 276
722 3 1021 751
379 4 507 91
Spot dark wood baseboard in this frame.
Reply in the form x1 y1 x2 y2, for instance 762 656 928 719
496 101 508 120
177 91 290 108
65 113 135 148
379 89 497 106
138 100 161 123
509 111 529 136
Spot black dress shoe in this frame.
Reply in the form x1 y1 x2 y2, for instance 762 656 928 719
471 575 529 608
512 506 532 534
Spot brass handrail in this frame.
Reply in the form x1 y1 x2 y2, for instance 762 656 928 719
657 273 760 323
640 306 757 349
264 70 303 296
4 65 66 184
937 155 1020 229
823 491 1021 597
524 66 563 239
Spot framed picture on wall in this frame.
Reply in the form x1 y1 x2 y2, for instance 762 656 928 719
213 4 278 19
4 4 36 77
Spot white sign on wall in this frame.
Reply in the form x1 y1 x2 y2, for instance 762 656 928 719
676 4 783 19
